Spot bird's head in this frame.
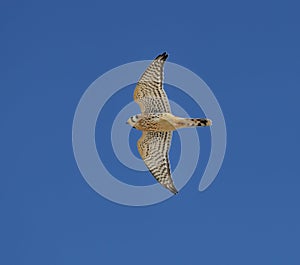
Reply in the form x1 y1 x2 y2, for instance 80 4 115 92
126 114 141 128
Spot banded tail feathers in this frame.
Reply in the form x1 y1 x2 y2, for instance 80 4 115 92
175 118 212 129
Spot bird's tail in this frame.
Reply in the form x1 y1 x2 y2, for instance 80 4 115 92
176 118 212 128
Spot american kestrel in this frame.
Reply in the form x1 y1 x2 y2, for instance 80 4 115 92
127 52 212 194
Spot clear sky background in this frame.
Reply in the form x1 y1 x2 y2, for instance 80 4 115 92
1 0 300 264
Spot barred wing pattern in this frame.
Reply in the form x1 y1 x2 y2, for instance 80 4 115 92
134 52 171 114
137 131 178 194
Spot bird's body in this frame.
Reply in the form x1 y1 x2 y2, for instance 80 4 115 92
129 113 211 132
127 52 212 194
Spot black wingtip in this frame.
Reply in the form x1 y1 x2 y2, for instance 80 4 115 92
155 52 168 61
168 185 178 195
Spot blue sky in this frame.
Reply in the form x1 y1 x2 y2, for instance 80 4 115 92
1 0 300 264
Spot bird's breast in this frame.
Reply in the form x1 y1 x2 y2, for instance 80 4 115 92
135 114 176 132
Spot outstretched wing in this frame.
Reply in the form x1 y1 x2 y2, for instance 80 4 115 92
134 52 171 114
137 131 178 194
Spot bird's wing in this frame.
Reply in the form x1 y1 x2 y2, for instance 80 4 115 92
137 131 178 194
134 52 171 114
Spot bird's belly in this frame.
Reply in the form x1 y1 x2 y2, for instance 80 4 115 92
135 116 175 131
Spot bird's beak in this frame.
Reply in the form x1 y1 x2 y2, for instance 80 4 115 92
126 121 128 124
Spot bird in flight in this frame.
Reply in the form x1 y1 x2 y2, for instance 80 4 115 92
127 52 212 194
